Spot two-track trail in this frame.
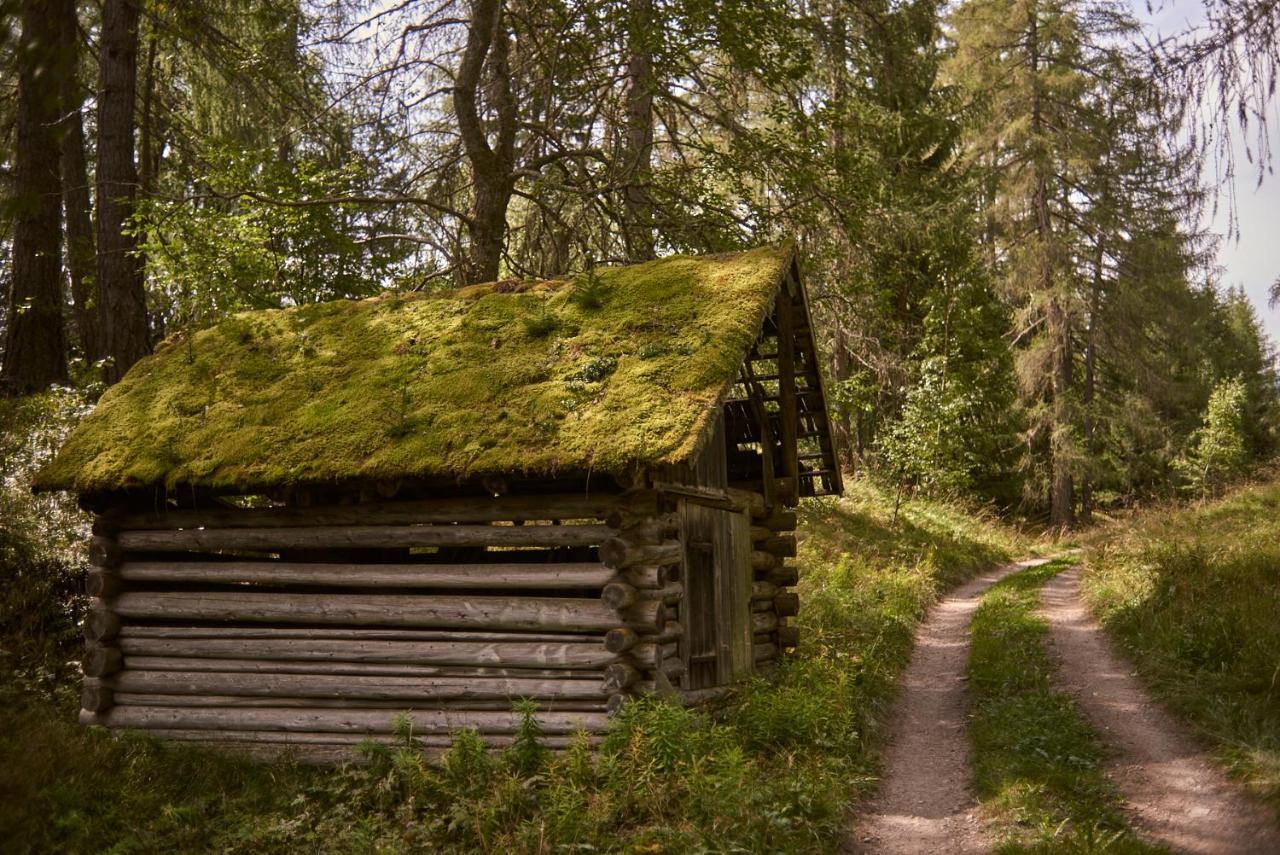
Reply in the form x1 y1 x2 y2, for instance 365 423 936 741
846 558 1052 854
848 557 1280 855
1042 567 1280 855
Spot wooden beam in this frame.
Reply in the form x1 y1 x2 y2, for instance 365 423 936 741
119 561 618 590
115 493 623 530
116 524 614 552
111 590 667 634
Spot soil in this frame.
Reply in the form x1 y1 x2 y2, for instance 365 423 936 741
845 558 1052 854
1041 566 1280 855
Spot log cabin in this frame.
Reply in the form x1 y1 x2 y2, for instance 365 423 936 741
35 243 842 761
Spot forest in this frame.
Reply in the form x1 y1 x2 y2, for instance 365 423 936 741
1 0 1276 523
2 0 1280 852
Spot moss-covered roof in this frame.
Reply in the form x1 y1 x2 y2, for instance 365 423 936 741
37 245 796 494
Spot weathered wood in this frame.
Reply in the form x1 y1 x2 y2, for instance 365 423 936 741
603 627 638 654
112 590 665 633
602 662 640 691
763 564 799 587
760 535 797 558
83 604 121 642
108 670 609 701
650 481 746 511
86 570 123 599
724 507 754 679
751 599 773 613
623 564 667 589
137 728 600 748
81 705 611 735
116 493 622 530
639 583 683 605
118 637 615 669
775 292 800 490
119 560 619 590
777 625 799 649
111 694 609 712
118 625 603 643
750 550 779 572
751 581 779 600
120 656 603 679
750 525 773 542
117 523 615 552
598 538 681 570
681 686 733 707
617 514 678 545
81 680 112 712
88 535 122 568
751 611 778 633
726 487 767 517
628 641 678 668
774 592 799 617
660 657 685 679
83 646 123 677
753 642 778 662
600 582 636 609
759 510 798 531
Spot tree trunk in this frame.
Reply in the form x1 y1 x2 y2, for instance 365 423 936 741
1 0 70 395
58 0 99 363
1029 10 1074 529
96 0 150 384
620 0 656 261
1081 234 1103 523
453 0 517 284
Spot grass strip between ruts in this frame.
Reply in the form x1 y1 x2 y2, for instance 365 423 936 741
967 557 1166 854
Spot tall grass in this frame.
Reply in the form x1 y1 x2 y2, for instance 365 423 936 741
0 395 1029 853
1083 474 1280 817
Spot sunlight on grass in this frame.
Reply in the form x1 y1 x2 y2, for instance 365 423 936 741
1083 474 1280 819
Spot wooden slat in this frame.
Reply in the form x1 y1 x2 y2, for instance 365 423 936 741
111 590 665 633
113 493 624 530
116 524 614 552
117 637 614 669
119 560 617 590
80 705 610 735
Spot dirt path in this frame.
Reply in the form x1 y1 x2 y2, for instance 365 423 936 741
846 557 1053 854
1041 566 1280 855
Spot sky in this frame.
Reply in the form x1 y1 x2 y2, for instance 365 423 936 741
1139 1 1280 346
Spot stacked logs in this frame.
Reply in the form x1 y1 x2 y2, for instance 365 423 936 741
739 493 799 669
78 491 683 759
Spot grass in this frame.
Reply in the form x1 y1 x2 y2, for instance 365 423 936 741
1082 473 1280 818
0 436 1033 853
967 557 1164 853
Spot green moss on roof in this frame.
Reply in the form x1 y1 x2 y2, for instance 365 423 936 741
38 245 794 494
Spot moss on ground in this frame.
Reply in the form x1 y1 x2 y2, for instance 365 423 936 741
37 246 792 494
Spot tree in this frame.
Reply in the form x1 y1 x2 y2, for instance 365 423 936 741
1 0 70 395
96 0 150 383
1178 376 1251 494
57 0 98 363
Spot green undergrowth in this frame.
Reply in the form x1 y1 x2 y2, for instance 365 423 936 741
1082 473 1280 817
968 558 1164 853
0 454 1035 853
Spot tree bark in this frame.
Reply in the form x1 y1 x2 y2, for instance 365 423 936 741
58 0 99 363
453 0 517 284
620 0 656 261
96 0 150 384
1029 10 1074 528
1 0 70 394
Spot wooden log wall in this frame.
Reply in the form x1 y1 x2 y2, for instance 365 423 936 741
80 490 684 760
741 496 800 669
